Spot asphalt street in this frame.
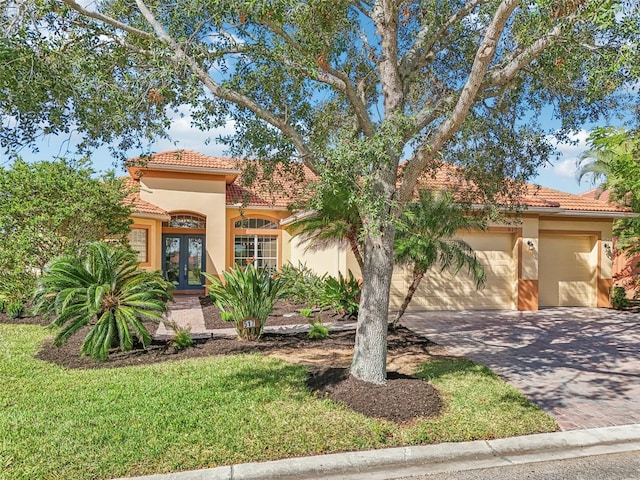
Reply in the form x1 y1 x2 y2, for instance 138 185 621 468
401 451 640 480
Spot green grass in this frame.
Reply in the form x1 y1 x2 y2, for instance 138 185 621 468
0 324 558 480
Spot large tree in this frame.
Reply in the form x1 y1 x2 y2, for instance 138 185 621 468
0 158 132 299
2 0 639 384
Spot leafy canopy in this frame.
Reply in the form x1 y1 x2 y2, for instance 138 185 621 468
0 157 132 300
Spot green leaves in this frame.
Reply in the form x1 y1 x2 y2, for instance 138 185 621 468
34 242 173 361
0 158 132 301
204 264 288 340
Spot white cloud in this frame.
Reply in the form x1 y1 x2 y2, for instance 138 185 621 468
148 106 236 158
540 129 590 179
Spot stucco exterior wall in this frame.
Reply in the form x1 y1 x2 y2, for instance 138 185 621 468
139 173 227 279
288 238 346 278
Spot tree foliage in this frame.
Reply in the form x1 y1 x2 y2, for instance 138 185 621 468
584 127 640 255
0 158 132 299
2 0 639 383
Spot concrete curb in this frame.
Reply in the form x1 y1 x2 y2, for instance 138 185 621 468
116 424 640 480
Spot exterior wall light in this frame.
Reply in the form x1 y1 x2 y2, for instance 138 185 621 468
526 240 535 252
604 242 613 260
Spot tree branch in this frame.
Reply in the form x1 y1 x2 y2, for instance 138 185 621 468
484 24 564 87
131 0 317 171
262 19 376 137
61 0 154 40
399 0 485 84
398 0 520 203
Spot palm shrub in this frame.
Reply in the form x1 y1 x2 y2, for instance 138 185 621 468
204 265 288 340
34 242 173 361
321 270 361 318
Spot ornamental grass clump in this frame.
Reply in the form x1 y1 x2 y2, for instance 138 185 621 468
34 242 174 361
204 265 288 341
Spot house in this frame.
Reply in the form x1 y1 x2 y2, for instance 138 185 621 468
125 150 633 311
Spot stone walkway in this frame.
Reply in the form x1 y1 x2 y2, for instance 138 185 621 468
401 308 640 431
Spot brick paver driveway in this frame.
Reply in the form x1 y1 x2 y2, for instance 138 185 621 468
401 308 640 431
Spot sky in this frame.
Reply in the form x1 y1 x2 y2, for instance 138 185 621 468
2 114 599 195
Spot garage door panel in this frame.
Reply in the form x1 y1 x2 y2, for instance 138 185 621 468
539 236 596 307
392 232 516 311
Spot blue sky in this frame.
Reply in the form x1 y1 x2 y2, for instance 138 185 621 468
1 113 599 195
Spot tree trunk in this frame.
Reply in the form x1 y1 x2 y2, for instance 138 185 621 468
391 269 425 328
350 225 396 385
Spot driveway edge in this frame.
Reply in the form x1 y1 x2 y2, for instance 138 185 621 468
116 424 640 480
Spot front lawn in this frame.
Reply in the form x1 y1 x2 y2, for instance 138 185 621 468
0 324 557 480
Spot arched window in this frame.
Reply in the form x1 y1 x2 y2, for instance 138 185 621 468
163 214 206 229
232 216 280 271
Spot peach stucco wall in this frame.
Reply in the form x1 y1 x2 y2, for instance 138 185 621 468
139 175 227 279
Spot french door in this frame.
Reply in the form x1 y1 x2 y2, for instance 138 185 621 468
162 234 206 290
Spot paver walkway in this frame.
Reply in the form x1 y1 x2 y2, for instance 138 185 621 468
401 307 640 431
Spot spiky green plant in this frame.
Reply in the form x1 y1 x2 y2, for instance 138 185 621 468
204 265 288 341
6 300 25 319
34 242 173 361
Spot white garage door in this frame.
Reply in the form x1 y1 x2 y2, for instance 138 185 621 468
390 232 516 311
539 235 596 307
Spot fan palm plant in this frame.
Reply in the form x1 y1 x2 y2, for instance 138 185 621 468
291 185 364 270
34 242 173 361
391 190 486 327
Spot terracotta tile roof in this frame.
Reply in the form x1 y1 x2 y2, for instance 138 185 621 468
581 187 612 203
523 185 629 212
128 150 240 171
121 178 170 217
410 163 629 213
226 163 317 208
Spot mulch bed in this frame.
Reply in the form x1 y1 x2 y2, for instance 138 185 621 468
2 310 444 423
200 296 353 329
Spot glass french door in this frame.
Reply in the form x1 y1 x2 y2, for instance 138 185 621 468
162 234 206 290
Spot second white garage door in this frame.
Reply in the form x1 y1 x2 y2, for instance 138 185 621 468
538 235 597 307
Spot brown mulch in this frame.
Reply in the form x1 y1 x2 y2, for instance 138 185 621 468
307 367 443 423
2 309 448 423
200 296 353 329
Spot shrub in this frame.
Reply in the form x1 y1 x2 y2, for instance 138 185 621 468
299 308 314 317
164 321 194 351
611 286 630 310
0 297 7 313
279 262 326 306
7 300 25 319
204 265 288 341
34 242 174 361
308 320 329 340
321 270 361 318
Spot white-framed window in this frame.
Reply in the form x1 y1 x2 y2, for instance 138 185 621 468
231 216 280 271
